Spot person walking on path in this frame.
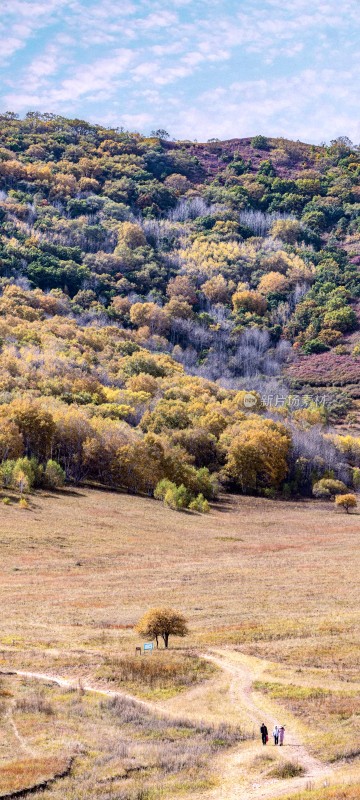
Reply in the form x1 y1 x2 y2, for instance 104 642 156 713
273 725 279 745
260 723 268 745
279 725 285 746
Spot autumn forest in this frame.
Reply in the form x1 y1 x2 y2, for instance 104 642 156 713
0 112 359 508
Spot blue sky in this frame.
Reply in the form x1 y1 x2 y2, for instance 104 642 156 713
0 0 359 143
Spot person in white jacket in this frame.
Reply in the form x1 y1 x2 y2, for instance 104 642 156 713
273 724 279 745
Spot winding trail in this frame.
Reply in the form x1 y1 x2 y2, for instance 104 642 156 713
5 652 337 800
5 703 37 758
199 649 334 800
13 670 160 714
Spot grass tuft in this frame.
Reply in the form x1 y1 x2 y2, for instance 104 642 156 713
269 760 306 779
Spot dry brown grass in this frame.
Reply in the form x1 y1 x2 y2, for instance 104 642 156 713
0 490 359 657
1 490 360 700
1 488 360 795
0 674 245 799
96 651 215 699
284 784 360 800
0 755 71 796
253 680 360 763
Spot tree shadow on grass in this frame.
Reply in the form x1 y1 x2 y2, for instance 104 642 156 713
213 498 237 513
43 488 87 498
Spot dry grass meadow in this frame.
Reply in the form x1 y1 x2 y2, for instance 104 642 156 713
0 488 360 798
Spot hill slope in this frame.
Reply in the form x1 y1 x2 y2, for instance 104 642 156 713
0 112 359 499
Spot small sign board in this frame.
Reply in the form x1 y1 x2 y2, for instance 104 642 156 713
143 642 154 652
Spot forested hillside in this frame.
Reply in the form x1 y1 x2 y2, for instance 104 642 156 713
0 112 359 503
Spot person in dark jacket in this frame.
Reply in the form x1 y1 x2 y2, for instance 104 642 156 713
260 722 268 745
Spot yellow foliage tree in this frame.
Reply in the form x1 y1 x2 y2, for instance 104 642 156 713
166 275 197 304
334 435 360 466
6 399 55 461
180 237 244 277
223 418 290 492
116 222 146 249
126 374 158 395
335 494 357 513
232 290 266 315
258 271 289 295
130 302 169 335
0 420 23 461
136 607 188 648
202 274 230 304
165 296 194 320
270 219 302 244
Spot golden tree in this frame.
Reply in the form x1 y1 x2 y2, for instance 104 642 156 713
0 420 23 461
232 290 266 315
130 302 169 335
223 418 290 492
136 607 189 649
166 275 197 305
335 494 357 514
8 399 55 461
202 274 230 304
270 218 301 244
258 271 289 295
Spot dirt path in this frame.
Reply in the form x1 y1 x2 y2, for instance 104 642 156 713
199 649 334 800
13 669 160 714
9 654 335 800
5 702 37 758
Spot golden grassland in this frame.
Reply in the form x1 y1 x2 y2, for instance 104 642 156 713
0 672 245 799
253 680 360 762
284 785 360 800
0 754 72 798
1 488 359 652
0 488 360 798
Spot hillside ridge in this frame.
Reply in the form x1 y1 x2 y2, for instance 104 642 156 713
0 112 359 501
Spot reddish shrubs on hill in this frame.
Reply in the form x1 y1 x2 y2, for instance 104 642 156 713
286 353 360 387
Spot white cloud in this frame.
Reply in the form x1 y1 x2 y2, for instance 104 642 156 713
25 45 65 90
0 36 23 63
4 49 134 110
120 112 152 130
0 0 70 63
140 11 179 30
0 0 359 142
172 68 360 143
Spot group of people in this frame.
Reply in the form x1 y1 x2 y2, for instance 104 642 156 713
260 723 285 746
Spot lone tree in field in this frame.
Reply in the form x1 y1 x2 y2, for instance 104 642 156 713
335 494 357 514
136 607 188 649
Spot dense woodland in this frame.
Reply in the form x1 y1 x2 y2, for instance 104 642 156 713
0 112 359 505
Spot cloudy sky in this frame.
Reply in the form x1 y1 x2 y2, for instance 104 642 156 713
0 0 359 143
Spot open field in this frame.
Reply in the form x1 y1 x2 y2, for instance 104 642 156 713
0 488 360 798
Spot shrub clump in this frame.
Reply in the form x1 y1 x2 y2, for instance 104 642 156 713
251 135 269 150
0 457 65 493
154 478 210 512
44 460 65 489
312 478 348 499
18 497 29 509
269 760 305 779
189 493 210 513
